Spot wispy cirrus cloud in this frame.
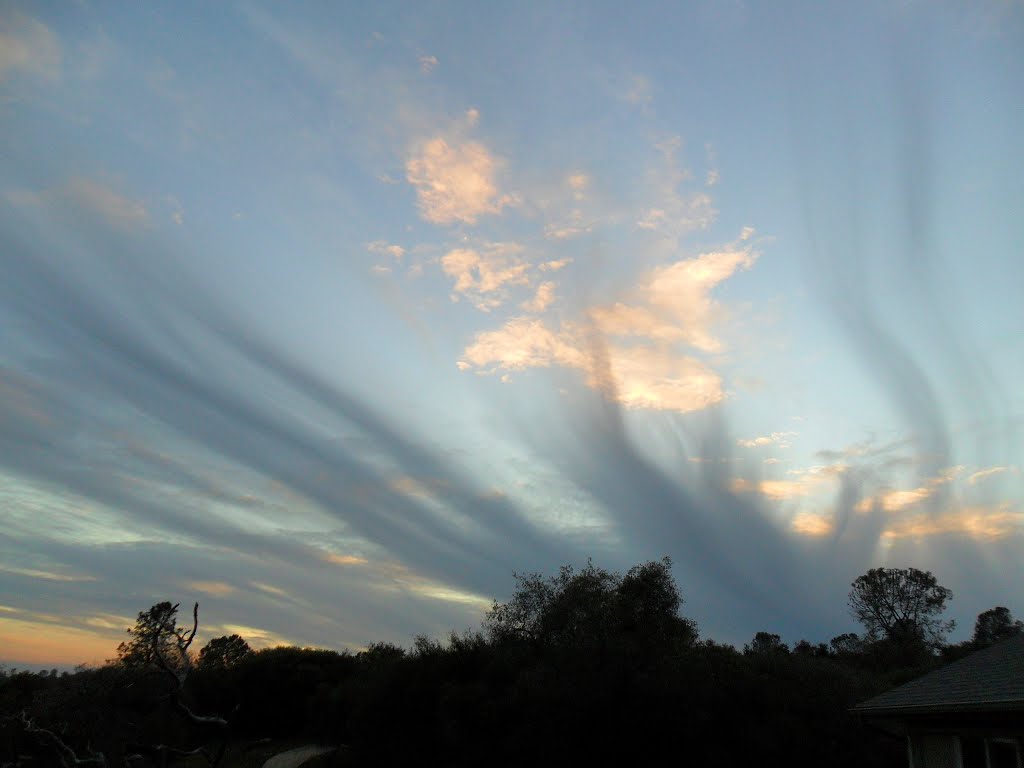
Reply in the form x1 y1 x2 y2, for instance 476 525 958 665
6 178 149 230
0 10 61 81
738 431 797 448
968 465 1017 485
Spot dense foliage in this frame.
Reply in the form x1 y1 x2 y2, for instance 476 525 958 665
1 561 1014 767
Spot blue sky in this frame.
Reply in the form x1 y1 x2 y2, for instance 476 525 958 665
1 0 1022 667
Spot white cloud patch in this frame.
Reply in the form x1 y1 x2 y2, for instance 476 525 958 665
406 135 514 225
588 248 757 353
857 466 964 513
521 281 556 313
0 10 61 81
419 54 438 73
458 244 755 413
366 240 406 260
441 242 530 310
460 317 723 413
539 258 572 272
738 431 797 449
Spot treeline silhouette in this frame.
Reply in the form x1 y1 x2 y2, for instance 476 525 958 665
2 559 1020 767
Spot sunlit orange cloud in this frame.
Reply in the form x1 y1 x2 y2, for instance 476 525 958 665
968 466 1017 485
856 466 963 513
0 616 120 667
791 513 833 537
406 133 515 225
183 580 236 597
882 505 1023 541
215 624 293 649
730 478 810 500
251 581 290 599
321 552 369 566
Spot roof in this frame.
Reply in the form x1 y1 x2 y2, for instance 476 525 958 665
855 635 1024 716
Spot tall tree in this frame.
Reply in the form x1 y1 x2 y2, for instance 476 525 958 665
197 634 252 672
116 601 189 670
972 606 1024 647
847 567 954 650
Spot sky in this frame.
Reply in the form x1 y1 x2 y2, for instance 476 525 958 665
1 0 1022 668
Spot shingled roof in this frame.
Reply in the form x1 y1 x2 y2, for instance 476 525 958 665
855 635 1024 716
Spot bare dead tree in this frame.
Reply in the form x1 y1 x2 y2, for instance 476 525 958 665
145 602 231 766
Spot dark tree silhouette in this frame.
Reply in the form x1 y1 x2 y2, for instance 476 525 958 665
197 634 252 672
116 601 188 670
484 556 697 652
972 606 1024 648
744 632 789 656
848 567 954 650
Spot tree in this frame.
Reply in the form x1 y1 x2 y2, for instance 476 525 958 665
197 634 252 672
484 557 697 653
116 601 190 670
847 567 954 650
972 606 1024 648
744 632 788 656
829 633 863 656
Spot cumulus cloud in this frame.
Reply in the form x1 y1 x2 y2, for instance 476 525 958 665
588 248 757 353
458 243 756 413
857 466 963 512
441 242 530 310
521 281 556 313
0 10 61 81
460 317 724 413
406 135 514 225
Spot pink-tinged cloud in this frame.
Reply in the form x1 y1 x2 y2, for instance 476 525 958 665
406 136 514 225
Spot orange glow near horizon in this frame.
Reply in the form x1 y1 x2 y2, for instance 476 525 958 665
0 616 121 668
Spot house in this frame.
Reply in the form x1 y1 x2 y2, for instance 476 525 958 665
853 635 1024 768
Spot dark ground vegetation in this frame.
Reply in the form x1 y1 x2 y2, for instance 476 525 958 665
2 559 1018 767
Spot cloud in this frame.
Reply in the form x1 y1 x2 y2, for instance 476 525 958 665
968 465 1017 485
731 478 810 500
460 317 724 413
539 258 572 272
64 178 149 228
623 74 652 105
418 54 438 73
857 466 963 512
881 505 1024 541
588 248 757 353
184 580 236 596
6 178 149 229
521 281 556 313
441 243 530 309
458 242 756 413
0 10 61 81
634 137 718 239
791 512 833 536
366 240 406 259
406 135 514 225
738 431 797 448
